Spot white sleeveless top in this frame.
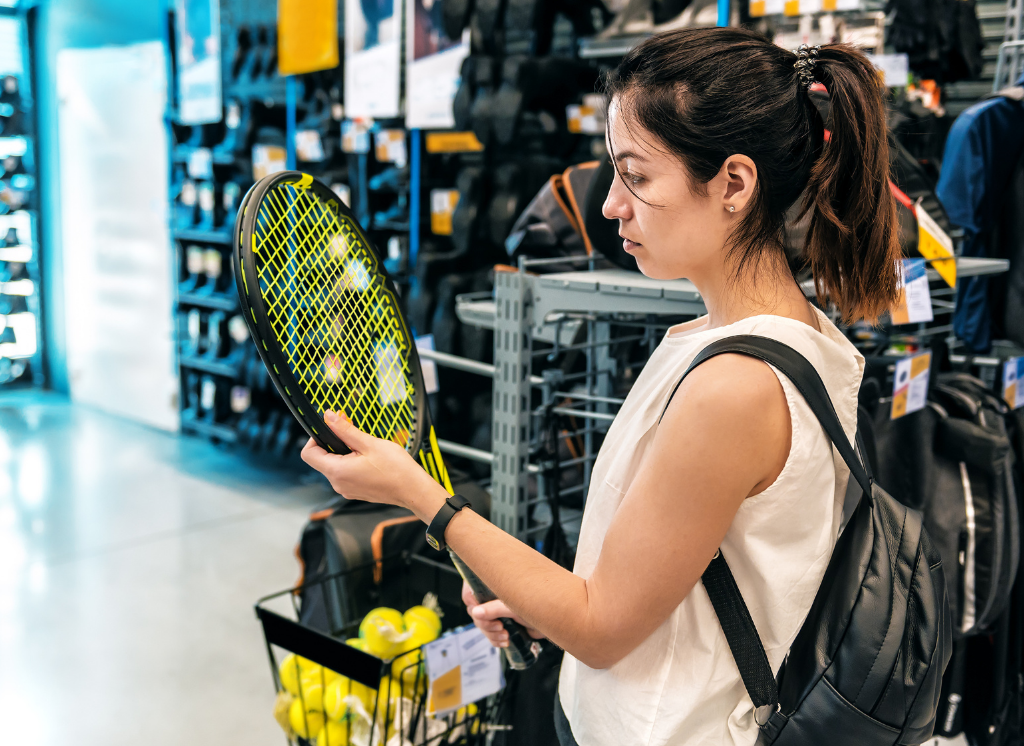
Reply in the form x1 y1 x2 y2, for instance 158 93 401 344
557 308 864 746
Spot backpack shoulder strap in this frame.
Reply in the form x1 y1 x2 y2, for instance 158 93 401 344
660 335 874 496
660 334 873 724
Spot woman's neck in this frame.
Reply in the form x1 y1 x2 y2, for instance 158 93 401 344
695 255 819 332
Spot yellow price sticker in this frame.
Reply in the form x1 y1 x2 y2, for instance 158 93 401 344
915 202 956 288
430 189 460 236
783 0 801 15
425 132 485 154
750 0 767 15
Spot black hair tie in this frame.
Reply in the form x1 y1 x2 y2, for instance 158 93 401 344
794 44 820 89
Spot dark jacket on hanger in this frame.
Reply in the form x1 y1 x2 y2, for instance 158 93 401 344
937 71 1024 353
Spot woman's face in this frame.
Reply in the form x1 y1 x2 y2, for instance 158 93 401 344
602 97 735 283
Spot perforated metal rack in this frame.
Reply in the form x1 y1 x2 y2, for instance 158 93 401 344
423 255 1013 543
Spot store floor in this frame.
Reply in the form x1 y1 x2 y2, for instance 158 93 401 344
0 390 331 746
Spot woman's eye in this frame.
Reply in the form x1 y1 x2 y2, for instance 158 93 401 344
625 172 645 186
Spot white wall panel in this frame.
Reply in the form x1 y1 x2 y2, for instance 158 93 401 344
56 41 178 431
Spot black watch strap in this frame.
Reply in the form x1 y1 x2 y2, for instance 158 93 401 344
426 494 472 551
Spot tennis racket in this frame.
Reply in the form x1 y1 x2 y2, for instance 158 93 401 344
232 171 539 670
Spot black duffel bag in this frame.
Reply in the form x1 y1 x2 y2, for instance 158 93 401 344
666 337 952 745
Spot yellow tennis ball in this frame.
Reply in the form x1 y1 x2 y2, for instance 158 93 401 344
323 678 348 722
289 698 326 740
316 718 350 746
359 608 406 659
272 690 295 737
296 678 325 712
324 675 373 722
390 621 436 683
403 605 442 636
373 676 402 720
346 637 373 654
279 654 318 696
455 703 480 735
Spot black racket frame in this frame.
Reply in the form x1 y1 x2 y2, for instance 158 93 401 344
231 170 429 459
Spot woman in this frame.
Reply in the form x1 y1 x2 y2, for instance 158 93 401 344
302 27 899 746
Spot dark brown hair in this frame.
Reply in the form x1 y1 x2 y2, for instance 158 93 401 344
604 27 899 323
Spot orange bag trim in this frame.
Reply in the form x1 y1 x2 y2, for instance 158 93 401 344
293 542 307 594
370 516 421 583
548 173 580 235
561 161 600 256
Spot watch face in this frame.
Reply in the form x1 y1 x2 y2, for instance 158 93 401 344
427 535 440 551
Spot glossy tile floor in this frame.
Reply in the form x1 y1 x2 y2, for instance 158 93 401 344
0 391 332 746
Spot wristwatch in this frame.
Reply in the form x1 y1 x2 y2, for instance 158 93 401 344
426 494 472 551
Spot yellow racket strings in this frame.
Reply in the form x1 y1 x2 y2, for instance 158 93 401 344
251 182 417 447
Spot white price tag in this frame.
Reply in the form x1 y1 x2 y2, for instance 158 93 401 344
187 148 213 179
1004 358 1024 410
566 104 603 135
342 120 371 154
891 258 933 325
230 385 251 413
430 189 460 236
252 144 287 180
892 351 931 420
330 183 352 207
424 625 504 718
416 334 440 395
200 378 217 410
865 54 910 87
295 130 326 162
374 129 407 166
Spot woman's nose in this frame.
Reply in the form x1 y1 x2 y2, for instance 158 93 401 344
602 170 632 222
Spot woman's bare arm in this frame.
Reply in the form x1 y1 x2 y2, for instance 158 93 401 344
303 354 791 668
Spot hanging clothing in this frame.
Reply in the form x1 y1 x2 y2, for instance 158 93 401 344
557 308 864 746
937 72 1024 352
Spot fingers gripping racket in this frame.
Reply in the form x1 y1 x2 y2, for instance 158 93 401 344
232 171 539 670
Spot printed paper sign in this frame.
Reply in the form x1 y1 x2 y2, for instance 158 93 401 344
415 334 440 394
176 0 222 125
1004 357 1024 410
405 0 470 129
424 625 503 718
892 351 931 420
915 202 956 288
344 0 401 118
891 258 933 325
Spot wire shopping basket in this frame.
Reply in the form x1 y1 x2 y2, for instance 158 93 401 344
255 552 504 746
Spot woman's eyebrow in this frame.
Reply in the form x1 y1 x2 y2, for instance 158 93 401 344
614 150 648 163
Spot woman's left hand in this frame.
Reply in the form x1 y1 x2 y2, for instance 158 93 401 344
301 410 439 510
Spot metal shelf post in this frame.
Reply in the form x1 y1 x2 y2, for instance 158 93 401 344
491 270 534 541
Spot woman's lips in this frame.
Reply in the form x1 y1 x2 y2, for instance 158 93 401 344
622 238 642 253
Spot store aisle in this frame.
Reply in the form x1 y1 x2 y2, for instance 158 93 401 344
0 391 330 746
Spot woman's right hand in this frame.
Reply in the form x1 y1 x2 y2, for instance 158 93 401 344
462 581 544 648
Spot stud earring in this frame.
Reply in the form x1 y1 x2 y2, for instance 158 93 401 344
728 205 736 213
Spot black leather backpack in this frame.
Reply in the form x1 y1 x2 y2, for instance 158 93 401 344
666 336 952 745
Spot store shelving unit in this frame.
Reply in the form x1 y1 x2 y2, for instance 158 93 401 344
169 0 301 454
419 255 1011 543
0 8 43 387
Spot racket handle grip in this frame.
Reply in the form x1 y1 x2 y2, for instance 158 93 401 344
448 550 539 670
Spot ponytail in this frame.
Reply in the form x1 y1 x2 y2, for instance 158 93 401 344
801 45 901 324
604 29 901 324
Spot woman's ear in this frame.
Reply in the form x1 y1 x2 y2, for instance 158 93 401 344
719 155 757 214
